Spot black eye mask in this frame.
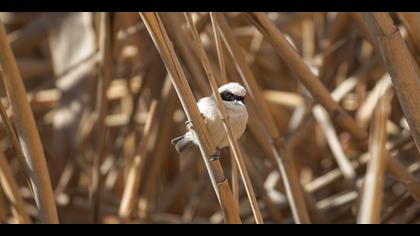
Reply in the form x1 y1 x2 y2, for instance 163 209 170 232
220 91 245 103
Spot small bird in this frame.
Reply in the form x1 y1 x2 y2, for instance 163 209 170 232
171 82 249 160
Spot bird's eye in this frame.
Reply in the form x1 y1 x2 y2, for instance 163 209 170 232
221 91 236 102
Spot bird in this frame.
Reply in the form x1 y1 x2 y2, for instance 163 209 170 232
171 82 249 160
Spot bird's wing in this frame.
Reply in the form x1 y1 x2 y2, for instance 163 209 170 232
197 97 216 123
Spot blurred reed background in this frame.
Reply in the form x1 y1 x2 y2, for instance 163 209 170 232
0 12 419 224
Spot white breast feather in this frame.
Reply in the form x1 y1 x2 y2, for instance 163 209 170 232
192 97 248 148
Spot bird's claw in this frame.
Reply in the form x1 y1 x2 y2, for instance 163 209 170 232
185 120 193 130
185 113 205 130
209 148 221 161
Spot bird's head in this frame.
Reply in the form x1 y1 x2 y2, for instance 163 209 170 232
218 82 247 105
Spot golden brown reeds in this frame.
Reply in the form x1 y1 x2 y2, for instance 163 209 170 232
139 12 241 224
0 12 419 224
0 19 58 223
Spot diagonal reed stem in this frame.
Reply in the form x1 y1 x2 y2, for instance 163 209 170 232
357 86 392 224
246 12 368 142
0 151 31 223
184 12 264 224
209 12 239 204
362 12 420 155
139 12 241 224
119 100 158 221
0 19 58 224
215 12 311 224
91 12 112 223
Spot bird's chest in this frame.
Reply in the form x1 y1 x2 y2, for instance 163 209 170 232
205 105 248 148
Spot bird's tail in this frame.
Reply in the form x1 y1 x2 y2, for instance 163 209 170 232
171 134 194 153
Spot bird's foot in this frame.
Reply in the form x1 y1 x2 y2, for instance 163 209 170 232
210 148 221 161
185 120 193 130
185 113 205 130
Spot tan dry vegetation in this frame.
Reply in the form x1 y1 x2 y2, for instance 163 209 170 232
0 12 418 224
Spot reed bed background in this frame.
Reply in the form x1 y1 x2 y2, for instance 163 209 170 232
0 12 419 224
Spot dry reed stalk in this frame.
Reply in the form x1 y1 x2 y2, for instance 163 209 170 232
210 13 228 86
0 188 6 223
185 12 264 224
288 63 375 186
0 13 36 28
326 13 350 47
181 172 208 222
245 102 278 163
356 74 391 129
362 12 420 155
0 20 58 223
381 193 413 223
216 14 278 139
357 87 392 224
209 13 239 203
397 13 420 54
0 152 31 223
318 13 350 88
10 13 50 57
139 12 241 224
0 94 27 173
119 100 158 221
160 13 210 96
351 13 376 46
215 12 310 224
1 11 419 225
305 133 416 194
385 154 420 200
246 12 368 142
138 78 178 214
241 148 284 223
301 16 314 61
49 12 97 189
313 105 355 181
311 67 369 183
155 155 198 212
230 151 239 204
303 190 329 224
106 57 152 170
249 107 276 147
17 58 53 81
309 71 368 183
91 12 112 223
264 91 303 109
